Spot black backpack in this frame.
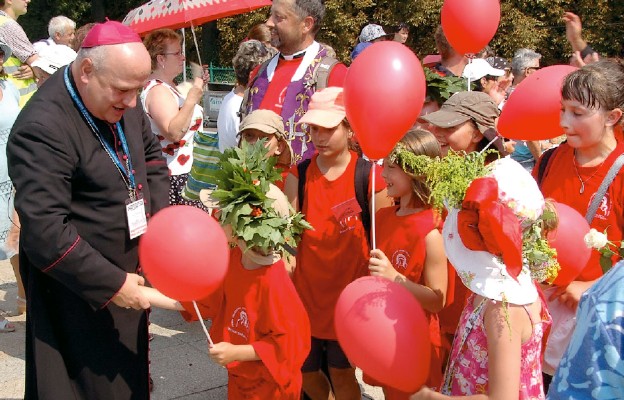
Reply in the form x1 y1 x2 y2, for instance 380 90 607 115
297 157 372 244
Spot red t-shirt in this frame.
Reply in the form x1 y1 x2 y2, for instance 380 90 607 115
535 142 624 281
256 57 347 113
181 247 310 399
291 153 385 339
364 207 443 396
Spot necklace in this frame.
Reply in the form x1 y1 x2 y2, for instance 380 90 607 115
572 151 606 194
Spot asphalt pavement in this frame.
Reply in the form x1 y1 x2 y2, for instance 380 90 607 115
0 259 382 399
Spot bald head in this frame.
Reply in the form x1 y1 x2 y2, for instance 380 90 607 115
72 42 151 123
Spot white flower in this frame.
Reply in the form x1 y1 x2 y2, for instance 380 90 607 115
584 228 608 250
489 158 545 221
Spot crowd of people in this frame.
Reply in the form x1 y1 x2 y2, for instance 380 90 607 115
1 0 623 399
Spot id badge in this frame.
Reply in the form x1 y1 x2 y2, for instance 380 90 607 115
126 194 147 240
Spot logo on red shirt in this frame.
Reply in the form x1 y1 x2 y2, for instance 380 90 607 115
228 307 250 341
391 249 410 272
590 192 613 221
331 198 362 234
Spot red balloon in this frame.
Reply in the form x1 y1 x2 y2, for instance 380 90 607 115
139 205 229 301
548 202 591 286
498 65 578 141
334 276 430 393
441 0 501 55
344 41 426 160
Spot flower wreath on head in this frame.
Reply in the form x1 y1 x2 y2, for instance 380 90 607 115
209 140 312 257
388 145 560 300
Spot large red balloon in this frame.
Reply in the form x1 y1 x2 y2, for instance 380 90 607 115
334 276 430 393
548 202 591 286
139 205 229 301
344 41 425 160
441 0 501 55
498 65 578 141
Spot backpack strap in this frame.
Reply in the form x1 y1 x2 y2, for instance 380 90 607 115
537 146 560 188
585 154 624 224
355 157 372 245
313 55 339 91
297 159 312 212
238 59 271 122
297 157 371 243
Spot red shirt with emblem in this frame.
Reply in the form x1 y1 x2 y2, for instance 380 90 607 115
256 57 347 113
535 141 624 281
364 207 444 396
181 247 311 399
291 152 385 339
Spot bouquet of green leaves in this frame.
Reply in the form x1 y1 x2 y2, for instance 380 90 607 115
209 140 312 255
424 67 472 105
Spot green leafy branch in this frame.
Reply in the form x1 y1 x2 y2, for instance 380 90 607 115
424 67 472 105
210 141 312 255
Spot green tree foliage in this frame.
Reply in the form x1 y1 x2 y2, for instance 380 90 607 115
19 0 623 67
20 0 144 42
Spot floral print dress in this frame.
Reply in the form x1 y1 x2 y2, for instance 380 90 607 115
441 293 551 399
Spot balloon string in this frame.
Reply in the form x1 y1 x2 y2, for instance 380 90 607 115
192 300 214 346
467 57 472 92
371 161 377 250
479 134 498 154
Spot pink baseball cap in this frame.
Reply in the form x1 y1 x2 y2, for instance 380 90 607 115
299 87 346 129
81 20 142 49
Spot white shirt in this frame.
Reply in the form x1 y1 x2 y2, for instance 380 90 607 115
216 89 243 153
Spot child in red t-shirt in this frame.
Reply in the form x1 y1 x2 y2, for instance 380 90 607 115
534 59 624 384
365 128 448 398
143 143 312 399
238 109 294 191
283 87 393 399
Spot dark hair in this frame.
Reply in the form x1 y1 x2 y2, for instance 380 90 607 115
143 29 182 71
232 40 275 86
247 23 271 44
473 75 497 92
71 22 96 52
434 25 455 59
291 0 325 35
477 45 495 59
562 58 624 118
396 22 409 32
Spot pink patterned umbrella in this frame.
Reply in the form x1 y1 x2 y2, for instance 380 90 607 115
123 0 272 35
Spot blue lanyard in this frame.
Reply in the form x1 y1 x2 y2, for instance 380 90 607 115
63 67 137 201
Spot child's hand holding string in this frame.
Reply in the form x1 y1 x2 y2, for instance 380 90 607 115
208 342 238 366
208 342 260 367
369 249 403 283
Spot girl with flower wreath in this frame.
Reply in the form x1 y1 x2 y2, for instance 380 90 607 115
142 141 313 399
364 128 448 399
409 155 557 400
419 90 508 368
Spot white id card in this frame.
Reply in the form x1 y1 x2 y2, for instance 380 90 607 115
126 195 148 239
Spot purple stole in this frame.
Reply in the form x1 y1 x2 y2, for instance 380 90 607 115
245 46 330 164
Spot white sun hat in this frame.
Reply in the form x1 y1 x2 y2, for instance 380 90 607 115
443 157 548 305
462 58 505 81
